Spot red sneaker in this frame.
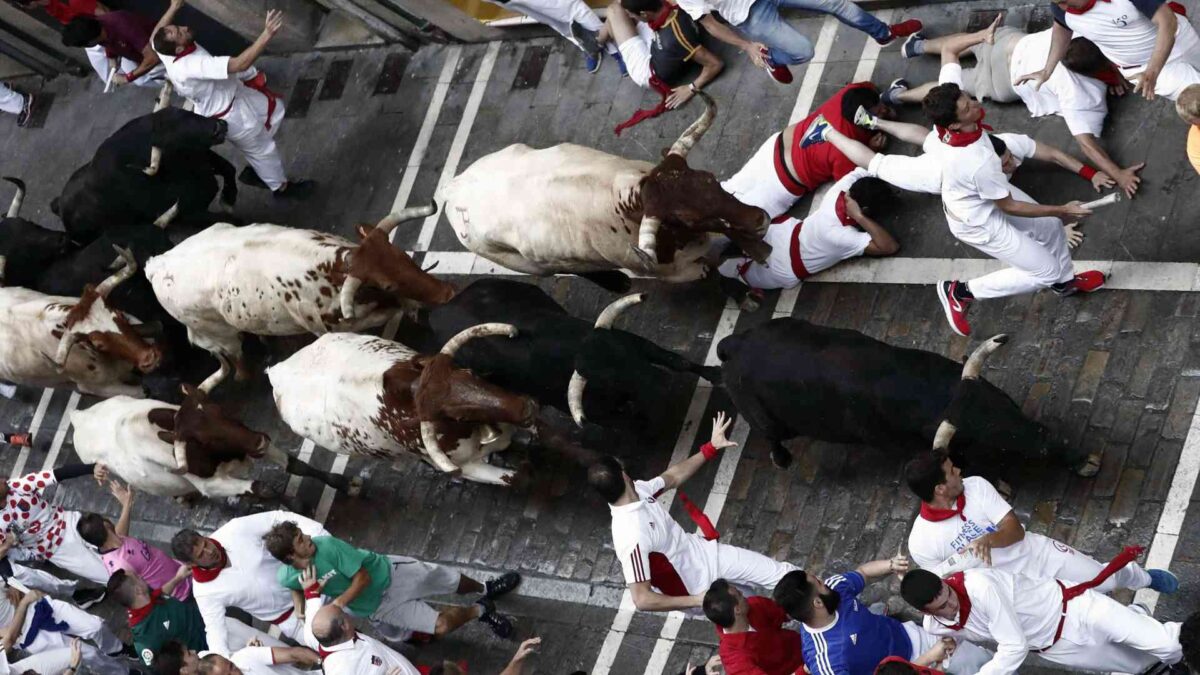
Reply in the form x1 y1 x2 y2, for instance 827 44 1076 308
936 280 973 337
761 48 793 84
876 19 924 45
3 433 31 447
1053 270 1107 296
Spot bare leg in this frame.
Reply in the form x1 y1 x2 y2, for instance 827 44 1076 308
919 15 1003 65
434 604 481 636
605 1 639 45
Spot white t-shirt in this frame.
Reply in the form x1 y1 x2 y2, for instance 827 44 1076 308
798 169 874 274
1010 30 1108 136
1059 0 1200 70
610 477 718 595
908 476 1055 575
229 647 281 675
156 42 238 117
675 0 755 26
940 135 1012 227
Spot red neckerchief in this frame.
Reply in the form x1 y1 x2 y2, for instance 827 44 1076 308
647 2 675 30
939 573 972 631
935 110 992 148
172 44 197 60
834 193 856 226
876 656 946 675
1065 0 1109 15
317 633 359 660
920 493 966 522
127 589 163 627
190 540 228 583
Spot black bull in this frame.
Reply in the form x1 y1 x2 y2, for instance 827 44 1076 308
423 279 720 436
53 108 236 246
717 319 1095 481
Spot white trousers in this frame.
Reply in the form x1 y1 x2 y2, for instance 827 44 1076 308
21 598 126 675
5 646 72 675
722 132 803 218
949 187 1073 300
221 88 288 191
1041 591 1181 672
1118 38 1200 101
904 621 993 674
712 541 799 591
488 0 604 50
11 564 77 596
618 27 654 87
717 220 803 290
0 83 23 115
84 44 166 89
1037 540 1152 593
44 511 109 585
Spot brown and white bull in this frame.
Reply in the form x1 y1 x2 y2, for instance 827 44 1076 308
442 93 770 289
144 204 454 385
267 325 538 485
0 249 162 397
70 374 361 501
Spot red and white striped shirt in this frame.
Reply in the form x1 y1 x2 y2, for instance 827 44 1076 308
1 471 68 560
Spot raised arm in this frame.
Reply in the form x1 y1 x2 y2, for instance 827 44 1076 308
855 554 909 582
825 125 878 169
109 480 133 537
122 44 162 84
659 412 737 491
499 637 542 675
699 15 767 67
160 562 191 597
227 10 283 74
151 0 186 44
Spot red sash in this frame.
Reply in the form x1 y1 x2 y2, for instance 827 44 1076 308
876 656 946 675
774 133 807 197
788 219 811 280
1037 546 1144 651
940 572 973 630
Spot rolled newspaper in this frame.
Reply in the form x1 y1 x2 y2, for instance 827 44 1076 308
1081 193 1121 210
104 65 118 93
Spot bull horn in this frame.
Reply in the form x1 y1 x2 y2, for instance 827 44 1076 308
144 82 173 176
375 201 438 236
667 91 716 158
144 146 163 177
440 323 518 358
962 334 1009 380
568 294 645 426
933 420 957 451
636 216 661 263
4 177 25 218
96 246 137 297
339 276 363 320
54 330 81 366
153 80 173 112
0 255 6 286
172 438 189 474
153 201 180 228
198 357 232 394
419 421 462 474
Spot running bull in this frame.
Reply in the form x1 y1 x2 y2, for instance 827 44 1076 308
267 325 538 485
71 374 360 502
0 251 162 398
442 93 770 291
144 204 452 387
717 319 1100 480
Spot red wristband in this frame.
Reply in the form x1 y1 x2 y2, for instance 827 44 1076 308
1078 165 1097 181
124 72 136 82
700 442 719 461
303 586 321 600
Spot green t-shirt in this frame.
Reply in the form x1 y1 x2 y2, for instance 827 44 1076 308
277 535 392 616
131 594 209 666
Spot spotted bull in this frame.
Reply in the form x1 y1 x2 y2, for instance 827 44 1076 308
442 94 770 291
0 250 162 397
71 375 360 501
717 319 1100 482
267 325 538 485
144 204 453 387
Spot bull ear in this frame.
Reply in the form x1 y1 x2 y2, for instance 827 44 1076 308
156 430 176 444
356 224 372 239
180 383 196 398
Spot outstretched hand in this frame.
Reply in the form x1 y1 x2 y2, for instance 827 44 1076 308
709 412 737 450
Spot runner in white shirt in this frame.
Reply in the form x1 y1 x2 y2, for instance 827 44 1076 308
0 585 128 675
900 564 1185 674
902 451 1180 594
716 168 899 291
1020 0 1200 101
299 567 420 675
150 0 314 198
195 641 320 675
885 19 1145 197
589 413 798 612
169 511 329 657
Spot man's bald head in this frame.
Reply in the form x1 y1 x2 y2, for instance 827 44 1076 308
313 604 352 645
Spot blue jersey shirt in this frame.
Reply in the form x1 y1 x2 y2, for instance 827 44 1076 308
799 571 913 675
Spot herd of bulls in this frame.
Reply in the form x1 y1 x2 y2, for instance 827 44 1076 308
0 91 1098 510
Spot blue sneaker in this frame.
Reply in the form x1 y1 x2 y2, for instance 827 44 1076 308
800 114 830 148
1148 568 1179 594
902 31 926 59
585 51 602 74
882 78 909 107
613 50 628 77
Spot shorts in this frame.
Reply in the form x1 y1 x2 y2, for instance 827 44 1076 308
962 27 1024 102
619 32 653 88
357 556 462 634
721 133 805 218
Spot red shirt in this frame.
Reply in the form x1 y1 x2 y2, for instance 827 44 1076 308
717 597 805 675
789 82 878 191
42 0 98 24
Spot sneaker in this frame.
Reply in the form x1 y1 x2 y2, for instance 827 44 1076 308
1051 270 1106 296
853 105 878 130
584 51 602 74
761 48 793 84
3 433 31 448
612 50 628 77
475 598 514 639
877 19 923 45
935 280 973 337
72 586 105 609
273 179 317 200
570 21 603 57
901 32 926 59
16 93 33 128
800 115 830 148
882 78 910 107
1148 568 1179 594
484 571 521 599
237 166 268 189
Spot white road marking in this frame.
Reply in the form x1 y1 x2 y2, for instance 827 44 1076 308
284 439 316 498
788 18 840 126
39 391 79 472
9 389 55 479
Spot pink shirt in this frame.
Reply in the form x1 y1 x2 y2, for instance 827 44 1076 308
102 536 191 601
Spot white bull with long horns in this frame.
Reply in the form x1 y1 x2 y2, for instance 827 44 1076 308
443 93 770 288
144 204 455 387
267 325 540 485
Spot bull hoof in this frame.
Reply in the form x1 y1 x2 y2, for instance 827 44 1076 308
345 476 364 497
1075 452 1102 478
770 446 793 469
250 480 280 500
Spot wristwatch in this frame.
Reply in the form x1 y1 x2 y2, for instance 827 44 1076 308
689 82 698 93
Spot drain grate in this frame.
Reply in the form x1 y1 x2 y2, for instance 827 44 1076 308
286 78 319 119
374 52 410 96
513 46 550 90
319 59 354 101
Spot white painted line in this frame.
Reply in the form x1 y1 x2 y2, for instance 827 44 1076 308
314 454 350 524
789 17 839 126
10 389 56 479
284 439 316 498
39 391 79 473
852 9 892 82
415 41 502 252
388 46 464 240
